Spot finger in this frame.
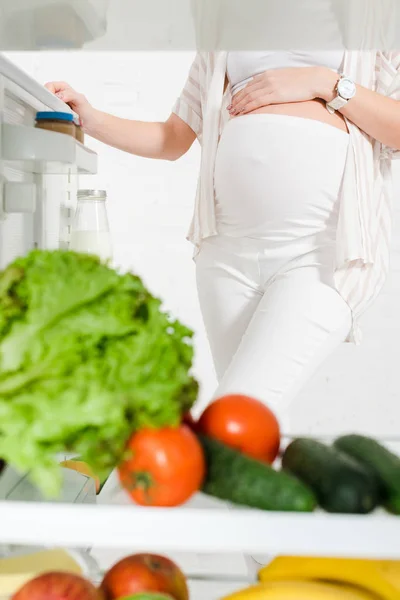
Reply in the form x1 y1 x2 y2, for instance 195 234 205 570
231 88 270 114
230 80 271 110
44 81 71 94
233 93 274 115
54 88 81 105
230 71 274 103
230 87 264 112
44 82 57 94
230 79 266 106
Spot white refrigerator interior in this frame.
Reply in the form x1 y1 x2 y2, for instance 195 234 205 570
0 53 97 268
1 52 400 600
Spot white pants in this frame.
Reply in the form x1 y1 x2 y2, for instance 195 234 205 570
196 114 352 429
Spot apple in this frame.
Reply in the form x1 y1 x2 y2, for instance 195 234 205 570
100 554 188 600
12 572 102 599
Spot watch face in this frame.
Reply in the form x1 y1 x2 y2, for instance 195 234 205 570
338 77 356 100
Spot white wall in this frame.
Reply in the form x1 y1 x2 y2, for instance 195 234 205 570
6 51 400 438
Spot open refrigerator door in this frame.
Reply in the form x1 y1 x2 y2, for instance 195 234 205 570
0 0 109 50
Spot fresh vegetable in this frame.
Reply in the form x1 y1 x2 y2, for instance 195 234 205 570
221 580 378 599
118 425 205 506
199 435 317 511
197 394 280 463
100 554 188 600
0 250 198 496
60 459 101 493
334 434 400 514
12 572 102 600
282 438 379 514
258 555 400 600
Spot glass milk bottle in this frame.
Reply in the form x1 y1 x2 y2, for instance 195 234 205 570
69 190 112 262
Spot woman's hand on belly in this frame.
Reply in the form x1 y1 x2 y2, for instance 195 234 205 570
228 66 348 132
228 66 338 116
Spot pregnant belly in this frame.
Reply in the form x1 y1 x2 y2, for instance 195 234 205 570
236 98 348 133
214 112 350 240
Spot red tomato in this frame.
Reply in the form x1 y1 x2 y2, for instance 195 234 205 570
118 425 205 507
197 394 281 463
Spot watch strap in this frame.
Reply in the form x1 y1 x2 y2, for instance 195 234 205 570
326 95 348 114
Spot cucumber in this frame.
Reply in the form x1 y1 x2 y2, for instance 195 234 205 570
282 438 379 514
199 435 317 512
334 434 400 514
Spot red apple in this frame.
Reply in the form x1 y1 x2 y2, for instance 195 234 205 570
12 572 102 600
100 554 188 600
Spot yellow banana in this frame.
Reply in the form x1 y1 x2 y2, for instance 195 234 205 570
258 556 399 600
221 580 379 600
376 561 400 590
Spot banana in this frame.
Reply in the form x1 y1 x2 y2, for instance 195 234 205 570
221 580 379 600
376 561 400 590
258 556 399 600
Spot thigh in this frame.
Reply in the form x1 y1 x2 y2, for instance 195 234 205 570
215 266 352 427
196 236 262 381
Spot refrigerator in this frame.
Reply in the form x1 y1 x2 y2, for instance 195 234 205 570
0 0 109 268
0 7 400 600
0 52 98 269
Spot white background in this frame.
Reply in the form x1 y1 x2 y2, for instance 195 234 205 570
6 51 400 438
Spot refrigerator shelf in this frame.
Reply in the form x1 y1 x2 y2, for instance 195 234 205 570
1 124 98 175
1 472 400 558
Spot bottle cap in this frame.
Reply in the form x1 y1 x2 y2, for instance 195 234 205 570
36 111 74 122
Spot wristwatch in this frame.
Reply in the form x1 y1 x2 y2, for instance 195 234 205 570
326 75 356 114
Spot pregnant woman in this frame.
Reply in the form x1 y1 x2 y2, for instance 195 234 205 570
46 35 400 423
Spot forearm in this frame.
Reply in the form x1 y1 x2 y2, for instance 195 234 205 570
86 110 170 159
85 109 193 161
318 68 400 150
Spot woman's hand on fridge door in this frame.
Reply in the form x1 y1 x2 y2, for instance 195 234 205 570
45 81 96 131
45 81 197 161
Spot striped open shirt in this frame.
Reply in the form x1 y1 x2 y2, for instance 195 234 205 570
172 49 400 345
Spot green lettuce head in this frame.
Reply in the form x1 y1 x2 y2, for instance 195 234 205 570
0 250 198 495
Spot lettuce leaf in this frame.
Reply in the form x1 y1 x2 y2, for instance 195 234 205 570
0 250 198 496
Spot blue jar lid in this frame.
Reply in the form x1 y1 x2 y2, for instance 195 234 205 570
36 111 74 122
